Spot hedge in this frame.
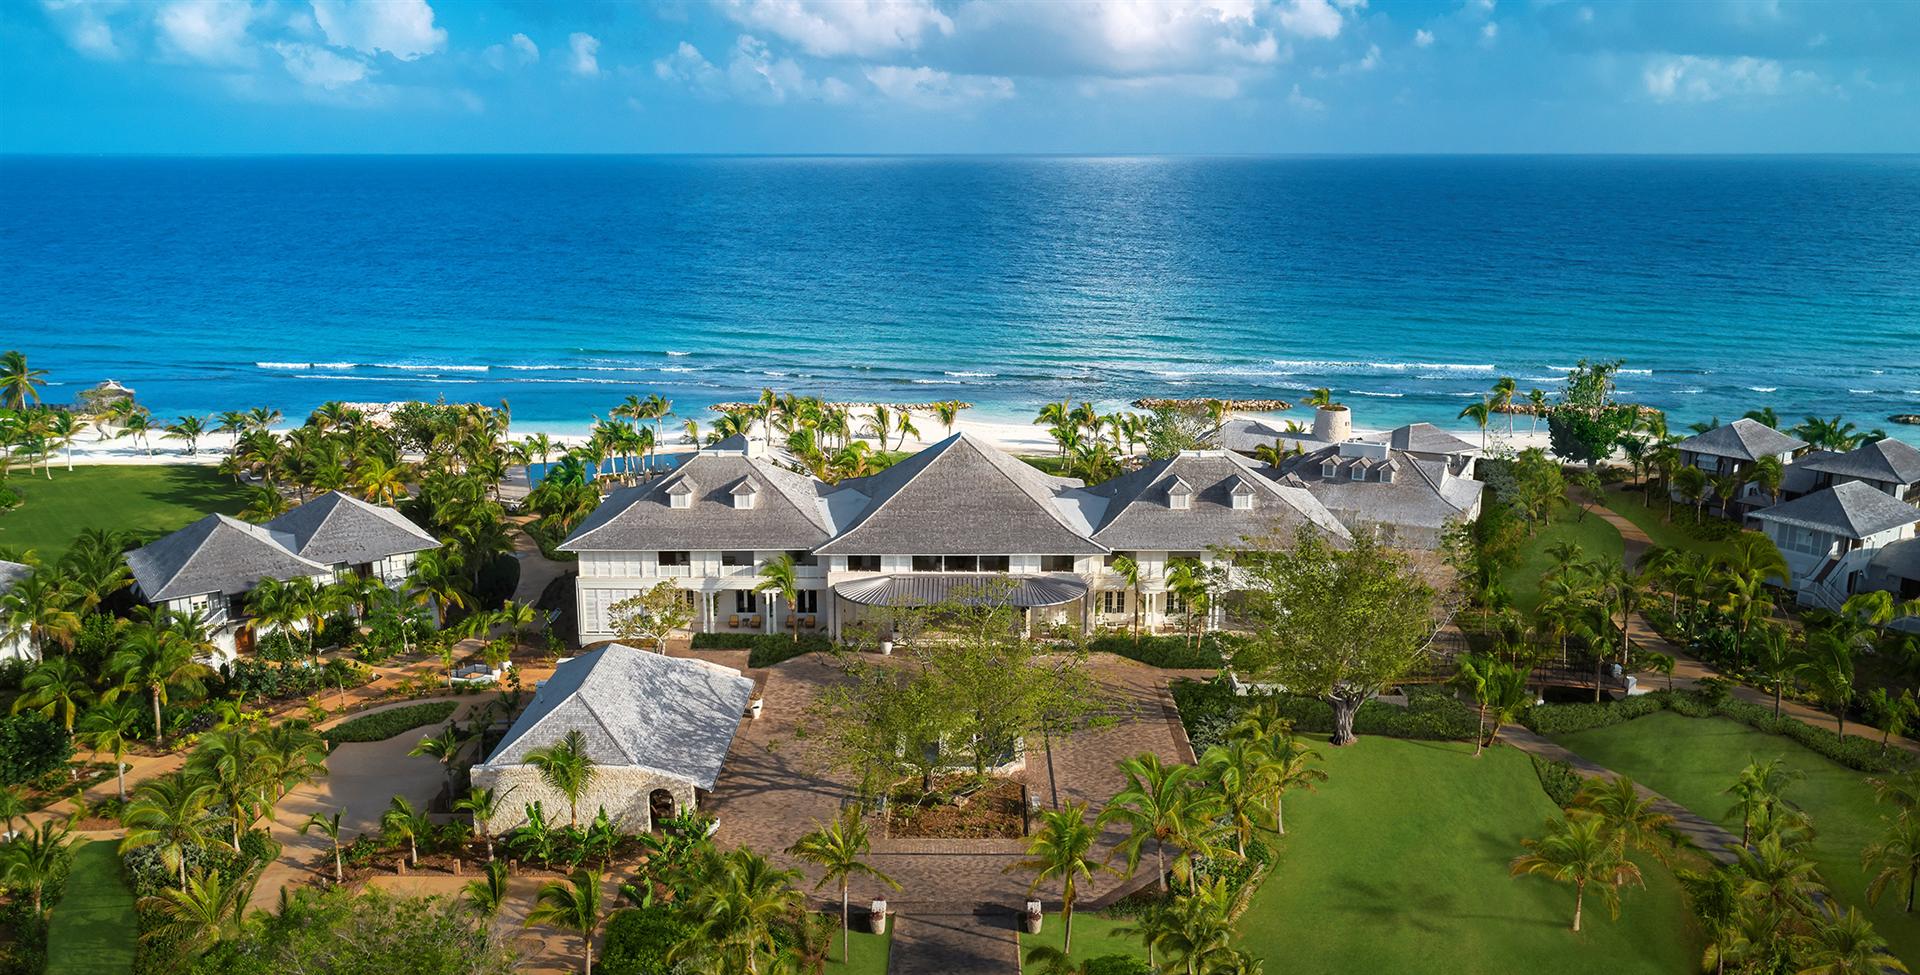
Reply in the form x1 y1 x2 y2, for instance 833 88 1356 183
688 633 834 668
1087 634 1228 669
0 712 73 787
600 907 694 975
1172 679 1479 752
1518 694 1666 736
326 701 459 744
1530 755 1582 808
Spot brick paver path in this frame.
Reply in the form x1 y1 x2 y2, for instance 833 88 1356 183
1503 728 1738 864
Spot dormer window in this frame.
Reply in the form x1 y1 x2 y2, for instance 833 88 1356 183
1321 460 1339 478
667 479 696 509
731 479 759 510
1380 466 1396 484
1349 464 1366 482
1229 478 1257 511
1167 477 1193 510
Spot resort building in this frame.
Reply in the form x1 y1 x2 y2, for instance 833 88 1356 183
0 560 32 661
1672 418 1808 510
563 430 1429 643
1264 440 1485 550
471 643 755 832
125 492 439 660
1749 480 1920 611
1783 437 1920 503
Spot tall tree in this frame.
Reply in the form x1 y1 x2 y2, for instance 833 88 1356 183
1014 803 1106 957
1510 814 1644 932
787 807 900 963
526 868 605 975
1097 753 1222 893
526 729 599 827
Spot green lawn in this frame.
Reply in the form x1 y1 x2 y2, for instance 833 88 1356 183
1554 711 1917 966
1030 738 1698 974
47 840 136 975
1597 486 1738 562
1504 500 1625 615
1019 913 1141 972
0 464 250 562
824 918 890 975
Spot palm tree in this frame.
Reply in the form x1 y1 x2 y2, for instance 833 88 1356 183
140 868 256 957
1732 833 1825 919
467 859 512 918
1014 802 1106 957
164 415 209 456
672 848 806 975
932 400 967 438
77 698 143 800
526 729 598 827
1 570 81 658
13 656 94 731
527 868 607 974
1509 814 1643 932
43 410 81 472
1098 754 1221 894
1571 774 1674 862
121 775 224 888
1449 654 1495 757
788 807 900 962
192 726 267 851
1863 811 1920 914
755 553 802 642
1244 719 1326 836
407 548 471 628
1458 399 1493 451
0 351 48 410
1798 633 1857 736
301 809 348 883
1108 554 1142 639
381 794 429 867
1199 738 1271 856
409 722 469 794
1491 376 1517 435
108 624 213 747
1799 907 1907 974
0 819 73 915
1482 661 1533 748
455 786 506 862
1725 759 1800 848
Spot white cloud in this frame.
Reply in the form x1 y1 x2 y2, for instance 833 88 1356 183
1076 73 1241 99
1413 28 1433 47
511 33 539 64
656 41 723 89
865 64 1014 107
39 0 123 59
310 0 444 61
656 35 853 104
484 31 539 70
272 41 369 89
1480 21 1498 43
156 0 256 66
1355 43 1379 70
1276 0 1343 40
719 0 953 58
569 32 600 77
1642 54 1787 103
1286 82 1324 110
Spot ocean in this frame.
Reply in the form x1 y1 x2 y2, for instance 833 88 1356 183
2 155 1917 443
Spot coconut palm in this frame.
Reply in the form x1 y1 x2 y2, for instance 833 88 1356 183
0 819 73 915
164 415 209 456
467 859 512 918
1862 810 1920 914
1731 832 1825 919
1014 802 1107 957
526 728 599 827
1491 376 1517 435
108 624 213 746
1244 719 1326 836
1108 554 1143 639
1097 753 1221 894
42 410 81 472
1800 907 1906 975
191 726 268 851
0 786 23 837
672 848 807 975
77 698 143 800
1449 654 1496 756
381 794 429 867
140 868 257 957
454 786 506 862
121 775 225 888
1509 814 1643 932
1481 661 1533 748
1571 774 1674 862
755 553 802 642
1797 633 1857 736
12 656 94 731
300 809 348 883
409 722 470 794
1458 399 1493 451
0 570 81 658
1200 738 1271 856
932 400 967 438
788 807 900 963
1725 759 1800 848
0 351 47 410
407 548 471 628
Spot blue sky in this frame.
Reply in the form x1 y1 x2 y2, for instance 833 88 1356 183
3 0 1916 153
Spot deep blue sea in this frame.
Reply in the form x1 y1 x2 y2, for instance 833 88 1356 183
2 155 1917 443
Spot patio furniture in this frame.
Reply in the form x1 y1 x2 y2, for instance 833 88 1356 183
728 614 740 628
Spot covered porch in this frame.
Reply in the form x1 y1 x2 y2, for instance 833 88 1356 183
827 573 1090 641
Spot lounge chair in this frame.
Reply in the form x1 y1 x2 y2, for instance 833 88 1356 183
785 614 797 630
802 615 816 629
728 614 740 629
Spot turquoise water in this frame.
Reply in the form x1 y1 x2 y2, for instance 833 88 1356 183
2 155 1916 442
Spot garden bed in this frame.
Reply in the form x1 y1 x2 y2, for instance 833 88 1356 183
886 775 1026 839
325 700 460 744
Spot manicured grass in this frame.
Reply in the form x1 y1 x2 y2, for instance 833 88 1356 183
1503 500 1625 615
326 700 459 743
1026 739 1698 973
1597 486 1738 562
0 464 250 562
1019 913 1142 972
47 840 136 975
1554 711 1918 966
824 919 891 975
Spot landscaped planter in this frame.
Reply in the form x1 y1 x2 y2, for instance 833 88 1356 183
870 899 889 934
1023 900 1043 934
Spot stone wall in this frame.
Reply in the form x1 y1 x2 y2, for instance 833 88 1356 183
470 764 697 834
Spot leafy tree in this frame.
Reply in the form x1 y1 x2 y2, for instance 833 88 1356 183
608 582 694 653
0 711 73 786
1233 527 1440 746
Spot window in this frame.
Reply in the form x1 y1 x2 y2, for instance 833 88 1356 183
734 590 760 612
1231 493 1253 511
795 589 819 614
1042 555 1075 572
658 551 690 567
912 555 941 572
793 551 818 566
1321 461 1339 478
1100 590 1126 614
721 551 754 567
979 555 1010 572
1349 465 1365 481
944 555 980 572
846 555 881 572
1166 592 1188 614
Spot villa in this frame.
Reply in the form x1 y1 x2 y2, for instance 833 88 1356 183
470 643 755 832
1749 480 1920 611
124 491 439 659
563 428 1443 643
1782 437 1920 503
1671 418 1808 510
0 559 31 661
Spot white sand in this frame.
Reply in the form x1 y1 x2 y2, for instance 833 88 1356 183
20 411 1550 468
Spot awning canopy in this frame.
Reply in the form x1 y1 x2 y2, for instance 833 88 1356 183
832 573 1089 609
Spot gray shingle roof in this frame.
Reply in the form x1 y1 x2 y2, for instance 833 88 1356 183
1216 416 1326 454
126 514 332 602
1792 439 1920 486
1269 446 1484 534
0 560 31 592
1676 418 1807 463
481 644 754 789
1379 422 1478 456
815 433 1105 556
265 492 439 566
560 453 834 552
1871 539 1920 582
1752 481 1920 539
1076 451 1349 550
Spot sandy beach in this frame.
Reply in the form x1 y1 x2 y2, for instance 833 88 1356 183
22 409 1551 468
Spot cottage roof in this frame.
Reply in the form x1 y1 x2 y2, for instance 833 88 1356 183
0 560 31 591
1378 422 1478 456
560 452 834 552
1675 418 1807 463
1751 481 1920 539
1871 539 1920 583
264 491 439 566
1077 451 1349 550
1269 445 1484 534
481 644 755 789
1792 439 1920 486
126 514 332 602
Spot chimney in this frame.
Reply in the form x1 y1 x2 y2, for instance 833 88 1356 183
1312 405 1352 443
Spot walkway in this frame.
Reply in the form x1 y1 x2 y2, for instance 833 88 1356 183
509 521 570 609
1503 728 1739 864
889 910 1020 975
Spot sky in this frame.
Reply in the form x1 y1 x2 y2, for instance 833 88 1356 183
2 0 1917 154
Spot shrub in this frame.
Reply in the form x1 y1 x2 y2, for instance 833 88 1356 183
1520 694 1666 736
327 701 459 744
0 898 47 975
600 907 694 975
1530 756 1582 808
1085 957 1154 975
124 834 262 898
1172 678 1477 751
687 633 834 668
1087 634 1228 669
0 713 72 787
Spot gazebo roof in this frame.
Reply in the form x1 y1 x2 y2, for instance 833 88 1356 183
832 573 1089 609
